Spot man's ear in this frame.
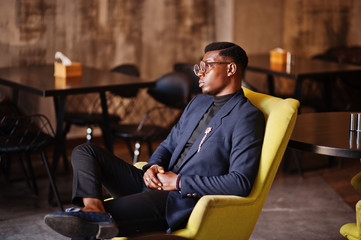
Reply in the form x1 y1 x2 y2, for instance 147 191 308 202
227 63 237 77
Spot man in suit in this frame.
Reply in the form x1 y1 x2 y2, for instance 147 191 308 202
45 42 265 239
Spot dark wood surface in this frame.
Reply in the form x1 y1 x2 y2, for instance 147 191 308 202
0 64 155 153
0 65 154 97
288 112 361 159
248 54 361 79
247 54 361 111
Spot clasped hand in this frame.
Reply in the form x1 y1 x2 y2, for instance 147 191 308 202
143 165 178 191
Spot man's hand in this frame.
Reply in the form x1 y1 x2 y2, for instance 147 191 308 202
143 165 164 190
157 171 178 191
143 165 178 191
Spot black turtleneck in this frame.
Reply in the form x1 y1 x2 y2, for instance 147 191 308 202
171 92 236 172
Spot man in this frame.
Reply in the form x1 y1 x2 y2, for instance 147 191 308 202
45 42 265 239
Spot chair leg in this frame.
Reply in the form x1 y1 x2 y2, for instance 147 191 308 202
61 123 71 172
86 126 93 143
62 147 69 172
0 154 4 180
125 140 134 159
25 153 39 196
291 149 304 177
41 151 64 211
17 153 33 190
0 154 12 183
133 142 141 164
147 141 153 157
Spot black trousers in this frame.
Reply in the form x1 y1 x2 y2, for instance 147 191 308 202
71 143 169 237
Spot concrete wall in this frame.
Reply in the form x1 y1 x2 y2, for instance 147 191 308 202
234 0 361 93
0 0 218 75
0 0 219 137
1 0 361 137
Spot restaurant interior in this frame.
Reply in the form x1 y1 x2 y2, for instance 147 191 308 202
1 0 361 239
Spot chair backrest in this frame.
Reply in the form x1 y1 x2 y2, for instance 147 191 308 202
111 64 141 77
65 64 141 115
0 114 54 153
0 97 22 118
107 64 142 118
110 64 141 98
173 87 299 240
173 63 202 95
313 46 361 65
147 72 192 110
243 87 299 196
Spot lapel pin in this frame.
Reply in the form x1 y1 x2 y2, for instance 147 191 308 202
197 127 212 152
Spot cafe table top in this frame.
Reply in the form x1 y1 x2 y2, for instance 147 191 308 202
247 54 361 111
288 112 361 159
247 54 361 79
0 64 155 164
0 65 154 97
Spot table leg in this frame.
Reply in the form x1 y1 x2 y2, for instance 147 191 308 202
48 95 67 206
11 88 19 105
294 78 303 101
283 148 304 177
267 74 275 96
323 78 333 111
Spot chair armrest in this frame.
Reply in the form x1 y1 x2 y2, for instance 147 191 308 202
134 161 148 169
352 172 361 195
173 195 258 239
340 200 361 239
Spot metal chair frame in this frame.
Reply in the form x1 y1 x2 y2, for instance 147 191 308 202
0 113 64 211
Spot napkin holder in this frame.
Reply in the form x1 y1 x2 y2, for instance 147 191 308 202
54 62 82 78
55 76 82 88
270 48 287 65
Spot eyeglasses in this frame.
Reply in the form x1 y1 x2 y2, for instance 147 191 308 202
193 60 231 75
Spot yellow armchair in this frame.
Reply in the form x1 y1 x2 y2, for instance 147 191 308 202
340 169 361 240
115 87 300 240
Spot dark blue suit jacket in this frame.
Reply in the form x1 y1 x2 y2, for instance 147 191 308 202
146 89 265 231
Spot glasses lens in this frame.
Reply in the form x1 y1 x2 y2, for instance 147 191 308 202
193 64 200 75
200 61 206 73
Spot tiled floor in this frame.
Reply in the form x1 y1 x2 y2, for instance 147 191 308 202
1 137 360 239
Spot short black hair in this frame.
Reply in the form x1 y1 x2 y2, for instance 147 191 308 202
204 42 248 74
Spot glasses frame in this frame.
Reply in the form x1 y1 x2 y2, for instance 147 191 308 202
193 60 231 76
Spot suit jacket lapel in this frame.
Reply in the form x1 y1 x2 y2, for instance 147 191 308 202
174 90 245 171
168 97 213 168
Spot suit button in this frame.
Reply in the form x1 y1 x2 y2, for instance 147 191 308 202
187 194 191 197
192 193 197 197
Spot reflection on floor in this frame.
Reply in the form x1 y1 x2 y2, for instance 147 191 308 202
0 137 360 240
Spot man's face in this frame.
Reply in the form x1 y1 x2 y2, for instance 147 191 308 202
197 50 233 96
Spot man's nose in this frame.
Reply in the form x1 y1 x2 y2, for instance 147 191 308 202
196 70 204 78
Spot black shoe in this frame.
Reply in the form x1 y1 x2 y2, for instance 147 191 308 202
44 207 118 239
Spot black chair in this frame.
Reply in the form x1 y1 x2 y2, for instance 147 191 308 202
63 64 141 144
174 63 202 95
0 109 63 211
111 72 192 163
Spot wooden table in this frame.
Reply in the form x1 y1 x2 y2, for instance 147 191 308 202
247 54 361 110
0 64 154 177
286 112 361 175
288 112 361 159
